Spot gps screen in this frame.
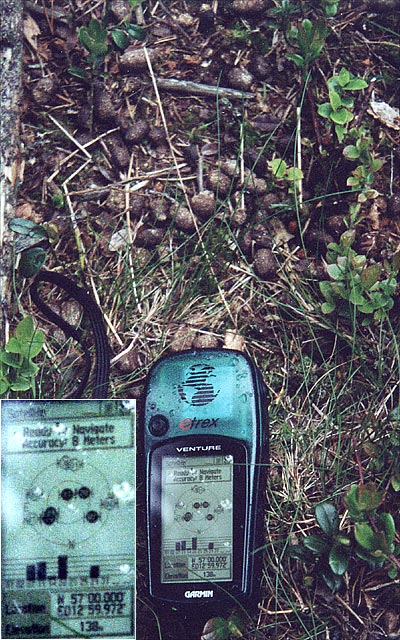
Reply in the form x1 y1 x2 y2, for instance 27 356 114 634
160 454 234 584
1 400 136 639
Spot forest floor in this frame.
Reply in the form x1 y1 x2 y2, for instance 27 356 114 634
6 0 400 638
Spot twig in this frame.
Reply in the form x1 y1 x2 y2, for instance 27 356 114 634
296 106 303 208
352 436 364 485
87 271 123 347
48 114 92 160
155 78 254 101
135 2 145 26
62 181 88 271
197 149 204 192
306 83 324 153
354 78 376 128
46 127 119 184
125 153 143 316
334 594 365 626
239 121 245 211
24 1 69 23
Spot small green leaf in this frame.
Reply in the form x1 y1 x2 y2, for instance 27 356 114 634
329 545 349 575
9 218 48 238
344 484 363 519
19 360 39 377
304 534 328 554
87 18 107 41
388 566 398 579
327 76 340 92
355 523 391 554
341 229 356 248
286 544 314 562
329 90 342 112
377 512 396 545
337 255 349 269
371 158 383 172
0 350 20 366
349 289 367 306
357 482 384 511
10 377 33 392
347 176 360 187
79 27 94 50
352 253 366 269
0 377 10 396
326 241 341 254
268 158 287 178
286 167 304 181
345 482 385 519
125 23 146 41
331 281 346 297
330 107 353 125
391 473 400 491
111 28 130 49
355 546 385 567
15 316 35 341
316 502 339 536
343 145 360 160
227 612 245 637
319 280 333 296
19 247 47 277
344 78 368 90
201 617 230 640
340 96 354 109
324 4 338 16
23 331 45 359
88 41 109 57
359 301 376 314
335 124 346 143
326 264 344 280
321 568 342 592
68 66 89 80
300 18 313 40
361 264 381 289
317 102 333 119
321 301 336 314
5 337 22 355
9 318 45 359
337 67 350 87
79 19 108 58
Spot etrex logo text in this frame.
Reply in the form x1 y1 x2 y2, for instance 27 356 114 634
179 417 220 430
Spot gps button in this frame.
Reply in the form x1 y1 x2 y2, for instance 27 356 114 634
149 414 169 437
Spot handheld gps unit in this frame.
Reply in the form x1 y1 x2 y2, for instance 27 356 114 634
144 349 269 610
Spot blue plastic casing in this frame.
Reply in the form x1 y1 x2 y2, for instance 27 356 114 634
144 349 269 609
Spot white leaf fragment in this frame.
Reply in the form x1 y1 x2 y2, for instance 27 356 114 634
109 227 132 252
367 99 400 131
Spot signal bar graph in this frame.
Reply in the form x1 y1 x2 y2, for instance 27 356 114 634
25 556 101 582
173 539 217 552
26 555 68 581
175 537 199 552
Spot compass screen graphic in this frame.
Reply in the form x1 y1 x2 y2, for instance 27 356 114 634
161 454 233 583
1 400 136 639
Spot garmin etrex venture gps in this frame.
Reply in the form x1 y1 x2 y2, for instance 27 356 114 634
144 349 269 610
